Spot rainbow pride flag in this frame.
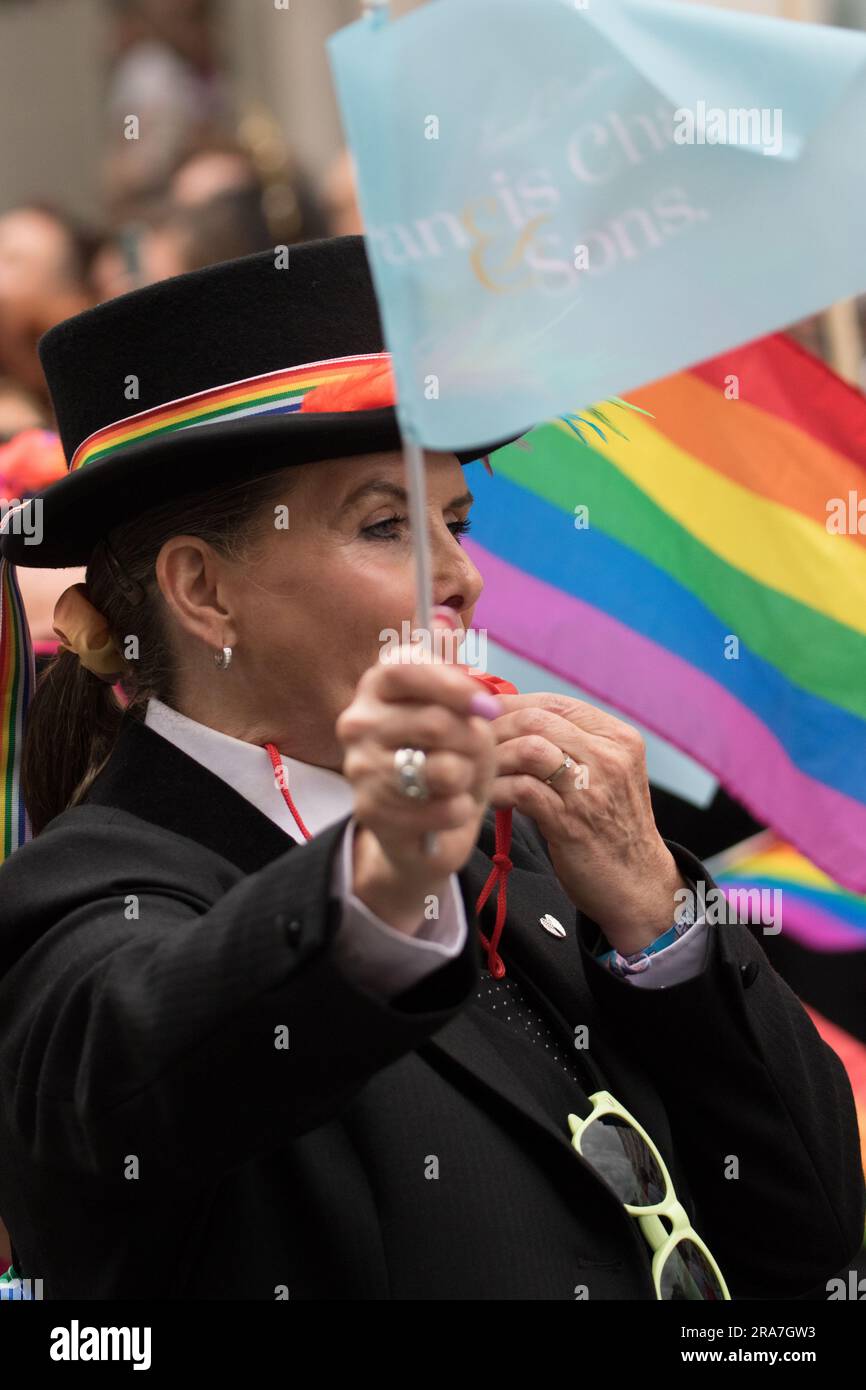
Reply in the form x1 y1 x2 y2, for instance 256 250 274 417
467 333 866 892
712 836 866 1186
714 837 866 957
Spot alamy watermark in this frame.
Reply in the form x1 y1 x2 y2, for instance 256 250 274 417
379 620 488 671
675 879 782 934
0 1274 43 1299
673 102 784 157
49 1319 151 1370
0 497 43 546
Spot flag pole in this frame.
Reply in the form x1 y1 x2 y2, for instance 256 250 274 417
359 0 433 635
360 0 439 855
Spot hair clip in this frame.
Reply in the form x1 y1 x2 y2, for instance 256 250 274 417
101 537 146 607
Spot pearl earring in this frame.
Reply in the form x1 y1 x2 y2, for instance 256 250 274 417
213 646 233 670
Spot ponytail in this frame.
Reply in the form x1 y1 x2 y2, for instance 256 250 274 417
21 649 124 834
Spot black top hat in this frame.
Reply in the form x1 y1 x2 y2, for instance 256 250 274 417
0 235 525 568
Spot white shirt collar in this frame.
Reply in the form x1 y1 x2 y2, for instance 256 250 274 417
144 696 354 843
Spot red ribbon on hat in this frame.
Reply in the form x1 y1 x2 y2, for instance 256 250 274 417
300 360 497 477
299 359 397 414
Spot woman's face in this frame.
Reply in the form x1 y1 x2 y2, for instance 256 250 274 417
181 448 485 764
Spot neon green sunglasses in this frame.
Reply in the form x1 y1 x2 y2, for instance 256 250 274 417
568 1090 731 1300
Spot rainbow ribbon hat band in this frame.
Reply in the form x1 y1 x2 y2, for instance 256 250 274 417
69 352 394 473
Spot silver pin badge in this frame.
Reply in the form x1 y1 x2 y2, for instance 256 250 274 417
540 913 566 938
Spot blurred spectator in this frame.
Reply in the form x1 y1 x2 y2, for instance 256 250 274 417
0 430 64 503
785 313 830 361
91 188 273 296
160 191 273 270
89 227 143 302
0 205 97 407
93 131 329 298
103 0 234 222
320 147 363 237
171 141 261 207
786 304 866 389
0 428 84 646
0 378 48 444
0 428 65 499
172 133 328 246
141 191 273 278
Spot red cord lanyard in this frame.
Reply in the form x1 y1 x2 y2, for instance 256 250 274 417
264 742 313 842
262 671 516 977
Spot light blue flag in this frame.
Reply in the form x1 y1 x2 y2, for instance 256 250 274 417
328 0 866 451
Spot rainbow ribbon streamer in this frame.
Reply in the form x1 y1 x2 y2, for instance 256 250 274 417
0 555 34 860
714 837 866 1187
717 840 866 957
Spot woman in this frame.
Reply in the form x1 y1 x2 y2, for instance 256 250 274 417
0 237 862 1301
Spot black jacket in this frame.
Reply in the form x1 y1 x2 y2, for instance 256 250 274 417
0 715 862 1299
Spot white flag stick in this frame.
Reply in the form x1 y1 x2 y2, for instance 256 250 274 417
359 0 439 853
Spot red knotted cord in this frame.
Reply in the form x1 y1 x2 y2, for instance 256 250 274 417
265 741 313 842
465 671 516 977
473 810 513 979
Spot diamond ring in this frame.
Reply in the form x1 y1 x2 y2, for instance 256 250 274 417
394 747 430 800
543 753 574 786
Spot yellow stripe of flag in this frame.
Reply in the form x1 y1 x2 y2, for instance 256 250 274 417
584 412 866 639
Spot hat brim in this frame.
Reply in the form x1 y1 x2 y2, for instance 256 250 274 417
1 406 528 568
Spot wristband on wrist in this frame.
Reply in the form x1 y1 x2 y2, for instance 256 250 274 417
596 880 697 978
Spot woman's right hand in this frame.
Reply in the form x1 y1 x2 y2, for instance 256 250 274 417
336 614 501 933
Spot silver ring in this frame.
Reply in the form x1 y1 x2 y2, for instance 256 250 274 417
543 753 574 786
394 747 429 800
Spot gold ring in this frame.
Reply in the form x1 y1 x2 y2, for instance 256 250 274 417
543 753 574 786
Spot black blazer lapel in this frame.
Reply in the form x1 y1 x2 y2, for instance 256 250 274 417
416 1008 627 1204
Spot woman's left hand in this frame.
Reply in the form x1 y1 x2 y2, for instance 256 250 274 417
488 692 688 956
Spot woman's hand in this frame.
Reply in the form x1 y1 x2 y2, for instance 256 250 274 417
336 618 499 934
487 693 687 955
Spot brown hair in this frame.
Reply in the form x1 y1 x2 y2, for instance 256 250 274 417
22 468 297 834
